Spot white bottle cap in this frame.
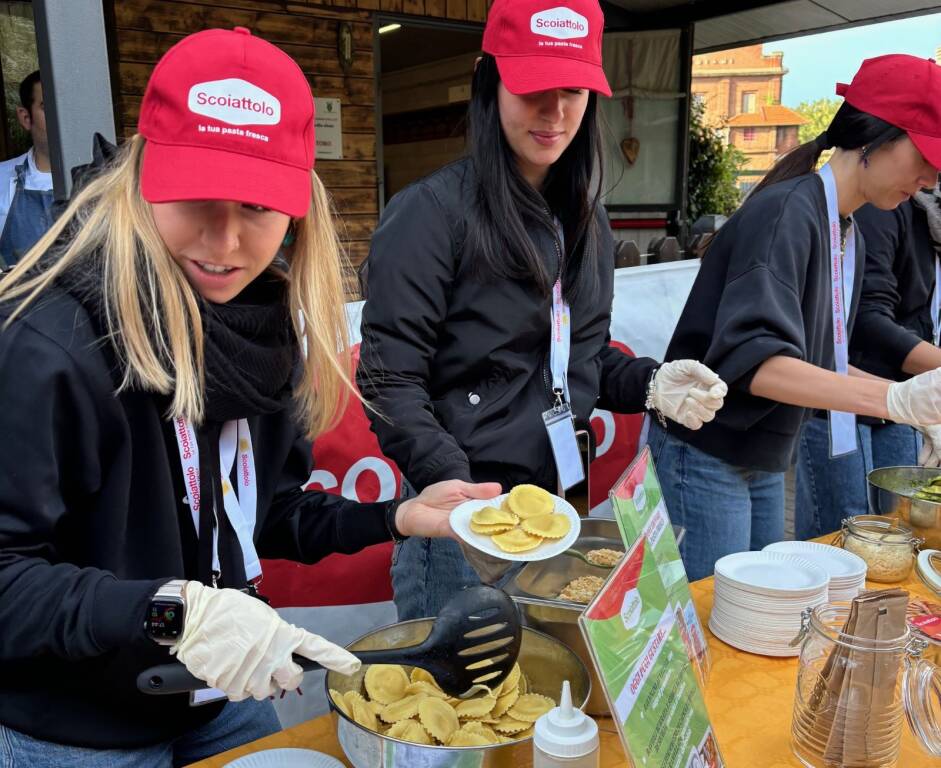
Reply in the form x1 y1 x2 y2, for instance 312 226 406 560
534 680 600 759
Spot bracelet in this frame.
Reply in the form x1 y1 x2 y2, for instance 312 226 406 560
645 367 668 428
385 499 408 543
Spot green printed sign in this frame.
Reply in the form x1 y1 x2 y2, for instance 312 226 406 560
610 446 709 671
579 538 723 768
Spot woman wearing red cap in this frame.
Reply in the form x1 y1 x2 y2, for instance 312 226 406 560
794 189 941 540
0 27 499 765
358 0 727 620
649 54 941 580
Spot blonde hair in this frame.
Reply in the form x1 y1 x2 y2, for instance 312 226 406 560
0 134 353 439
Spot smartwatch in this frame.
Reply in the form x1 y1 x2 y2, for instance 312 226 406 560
146 579 187 646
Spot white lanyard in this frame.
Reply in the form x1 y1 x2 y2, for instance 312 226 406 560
818 163 857 457
932 257 940 347
173 417 262 584
549 220 571 404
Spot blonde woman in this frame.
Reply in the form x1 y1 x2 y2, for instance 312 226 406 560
0 28 498 767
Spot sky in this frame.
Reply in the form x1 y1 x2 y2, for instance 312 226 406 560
765 12 941 108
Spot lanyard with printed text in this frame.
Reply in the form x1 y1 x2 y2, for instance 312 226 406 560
172 417 262 585
818 163 857 457
933 257 940 347
544 219 583 491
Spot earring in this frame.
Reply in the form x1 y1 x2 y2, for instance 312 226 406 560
282 223 296 247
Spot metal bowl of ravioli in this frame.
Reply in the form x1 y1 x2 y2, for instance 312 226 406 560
868 466 941 550
324 619 590 768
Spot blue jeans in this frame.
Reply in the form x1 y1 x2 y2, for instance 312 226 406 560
392 535 482 620
646 421 786 581
796 417 919 540
0 699 279 768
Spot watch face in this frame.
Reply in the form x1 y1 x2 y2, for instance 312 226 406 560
148 599 184 640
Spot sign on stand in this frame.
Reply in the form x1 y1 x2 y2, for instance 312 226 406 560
314 97 342 160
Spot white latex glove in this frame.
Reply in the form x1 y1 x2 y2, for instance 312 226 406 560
171 581 360 701
886 368 941 427
918 425 941 468
650 360 728 430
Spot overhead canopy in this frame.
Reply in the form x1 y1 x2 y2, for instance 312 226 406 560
601 0 941 52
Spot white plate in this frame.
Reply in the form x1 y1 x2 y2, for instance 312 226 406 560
449 492 581 562
763 541 867 579
714 552 829 594
708 616 800 657
224 749 346 768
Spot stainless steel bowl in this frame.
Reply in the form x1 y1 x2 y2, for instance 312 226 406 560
506 517 625 716
324 620 590 768
868 466 941 549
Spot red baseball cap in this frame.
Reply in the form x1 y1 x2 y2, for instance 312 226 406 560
836 54 941 169
138 27 315 218
482 0 611 97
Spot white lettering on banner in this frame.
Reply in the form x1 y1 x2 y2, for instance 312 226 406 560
639 501 667 549
531 7 589 39
341 458 398 502
591 409 615 459
305 459 398 503
188 78 281 126
614 609 675 722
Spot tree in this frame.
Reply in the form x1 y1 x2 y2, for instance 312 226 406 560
795 98 842 145
686 100 746 222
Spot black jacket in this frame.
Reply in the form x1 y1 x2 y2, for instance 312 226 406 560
851 201 936 382
0 288 393 748
664 174 865 472
357 158 657 493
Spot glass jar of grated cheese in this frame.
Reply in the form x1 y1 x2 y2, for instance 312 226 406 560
840 515 921 583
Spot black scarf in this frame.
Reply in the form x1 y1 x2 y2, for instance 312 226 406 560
67 266 296 587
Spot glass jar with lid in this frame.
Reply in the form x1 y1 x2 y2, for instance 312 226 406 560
839 515 922 583
791 603 941 767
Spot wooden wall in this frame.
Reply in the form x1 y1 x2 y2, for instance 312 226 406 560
108 0 491 294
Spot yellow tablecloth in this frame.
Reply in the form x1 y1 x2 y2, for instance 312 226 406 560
190 563 938 767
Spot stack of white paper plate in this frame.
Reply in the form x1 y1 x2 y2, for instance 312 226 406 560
709 551 830 657
763 540 867 601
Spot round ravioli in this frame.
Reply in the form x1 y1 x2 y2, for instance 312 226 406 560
470 521 516 535
507 484 554 519
418 697 460 744
471 506 519 526
387 719 433 744
409 667 439 687
454 694 497 719
380 693 426 723
329 688 350 718
404 680 449 700
492 527 544 553
492 715 532 734
364 664 409 705
508 693 555 722
521 513 571 539
350 695 379 730
448 729 494 747
492 686 520 718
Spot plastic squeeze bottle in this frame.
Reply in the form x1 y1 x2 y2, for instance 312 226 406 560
533 680 600 768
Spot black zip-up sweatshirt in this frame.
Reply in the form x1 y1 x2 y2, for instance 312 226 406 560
0 288 393 748
663 174 865 472
850 201 936 382
356 158 658 493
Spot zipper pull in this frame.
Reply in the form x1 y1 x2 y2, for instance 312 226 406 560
211 570 220 589
553 388 565 409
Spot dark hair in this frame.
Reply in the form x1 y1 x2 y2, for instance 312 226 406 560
465 54 602 304
749 102 905 198
19 70 40 116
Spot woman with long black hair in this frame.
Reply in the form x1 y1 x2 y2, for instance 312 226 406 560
650 55 941 580
357 0 727 619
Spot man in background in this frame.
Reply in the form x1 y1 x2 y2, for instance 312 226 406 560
0 70 53 268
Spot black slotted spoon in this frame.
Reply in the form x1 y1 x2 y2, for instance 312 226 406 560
137 585 521 699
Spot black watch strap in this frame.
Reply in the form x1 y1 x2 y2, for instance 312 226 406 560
385 499 408 543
